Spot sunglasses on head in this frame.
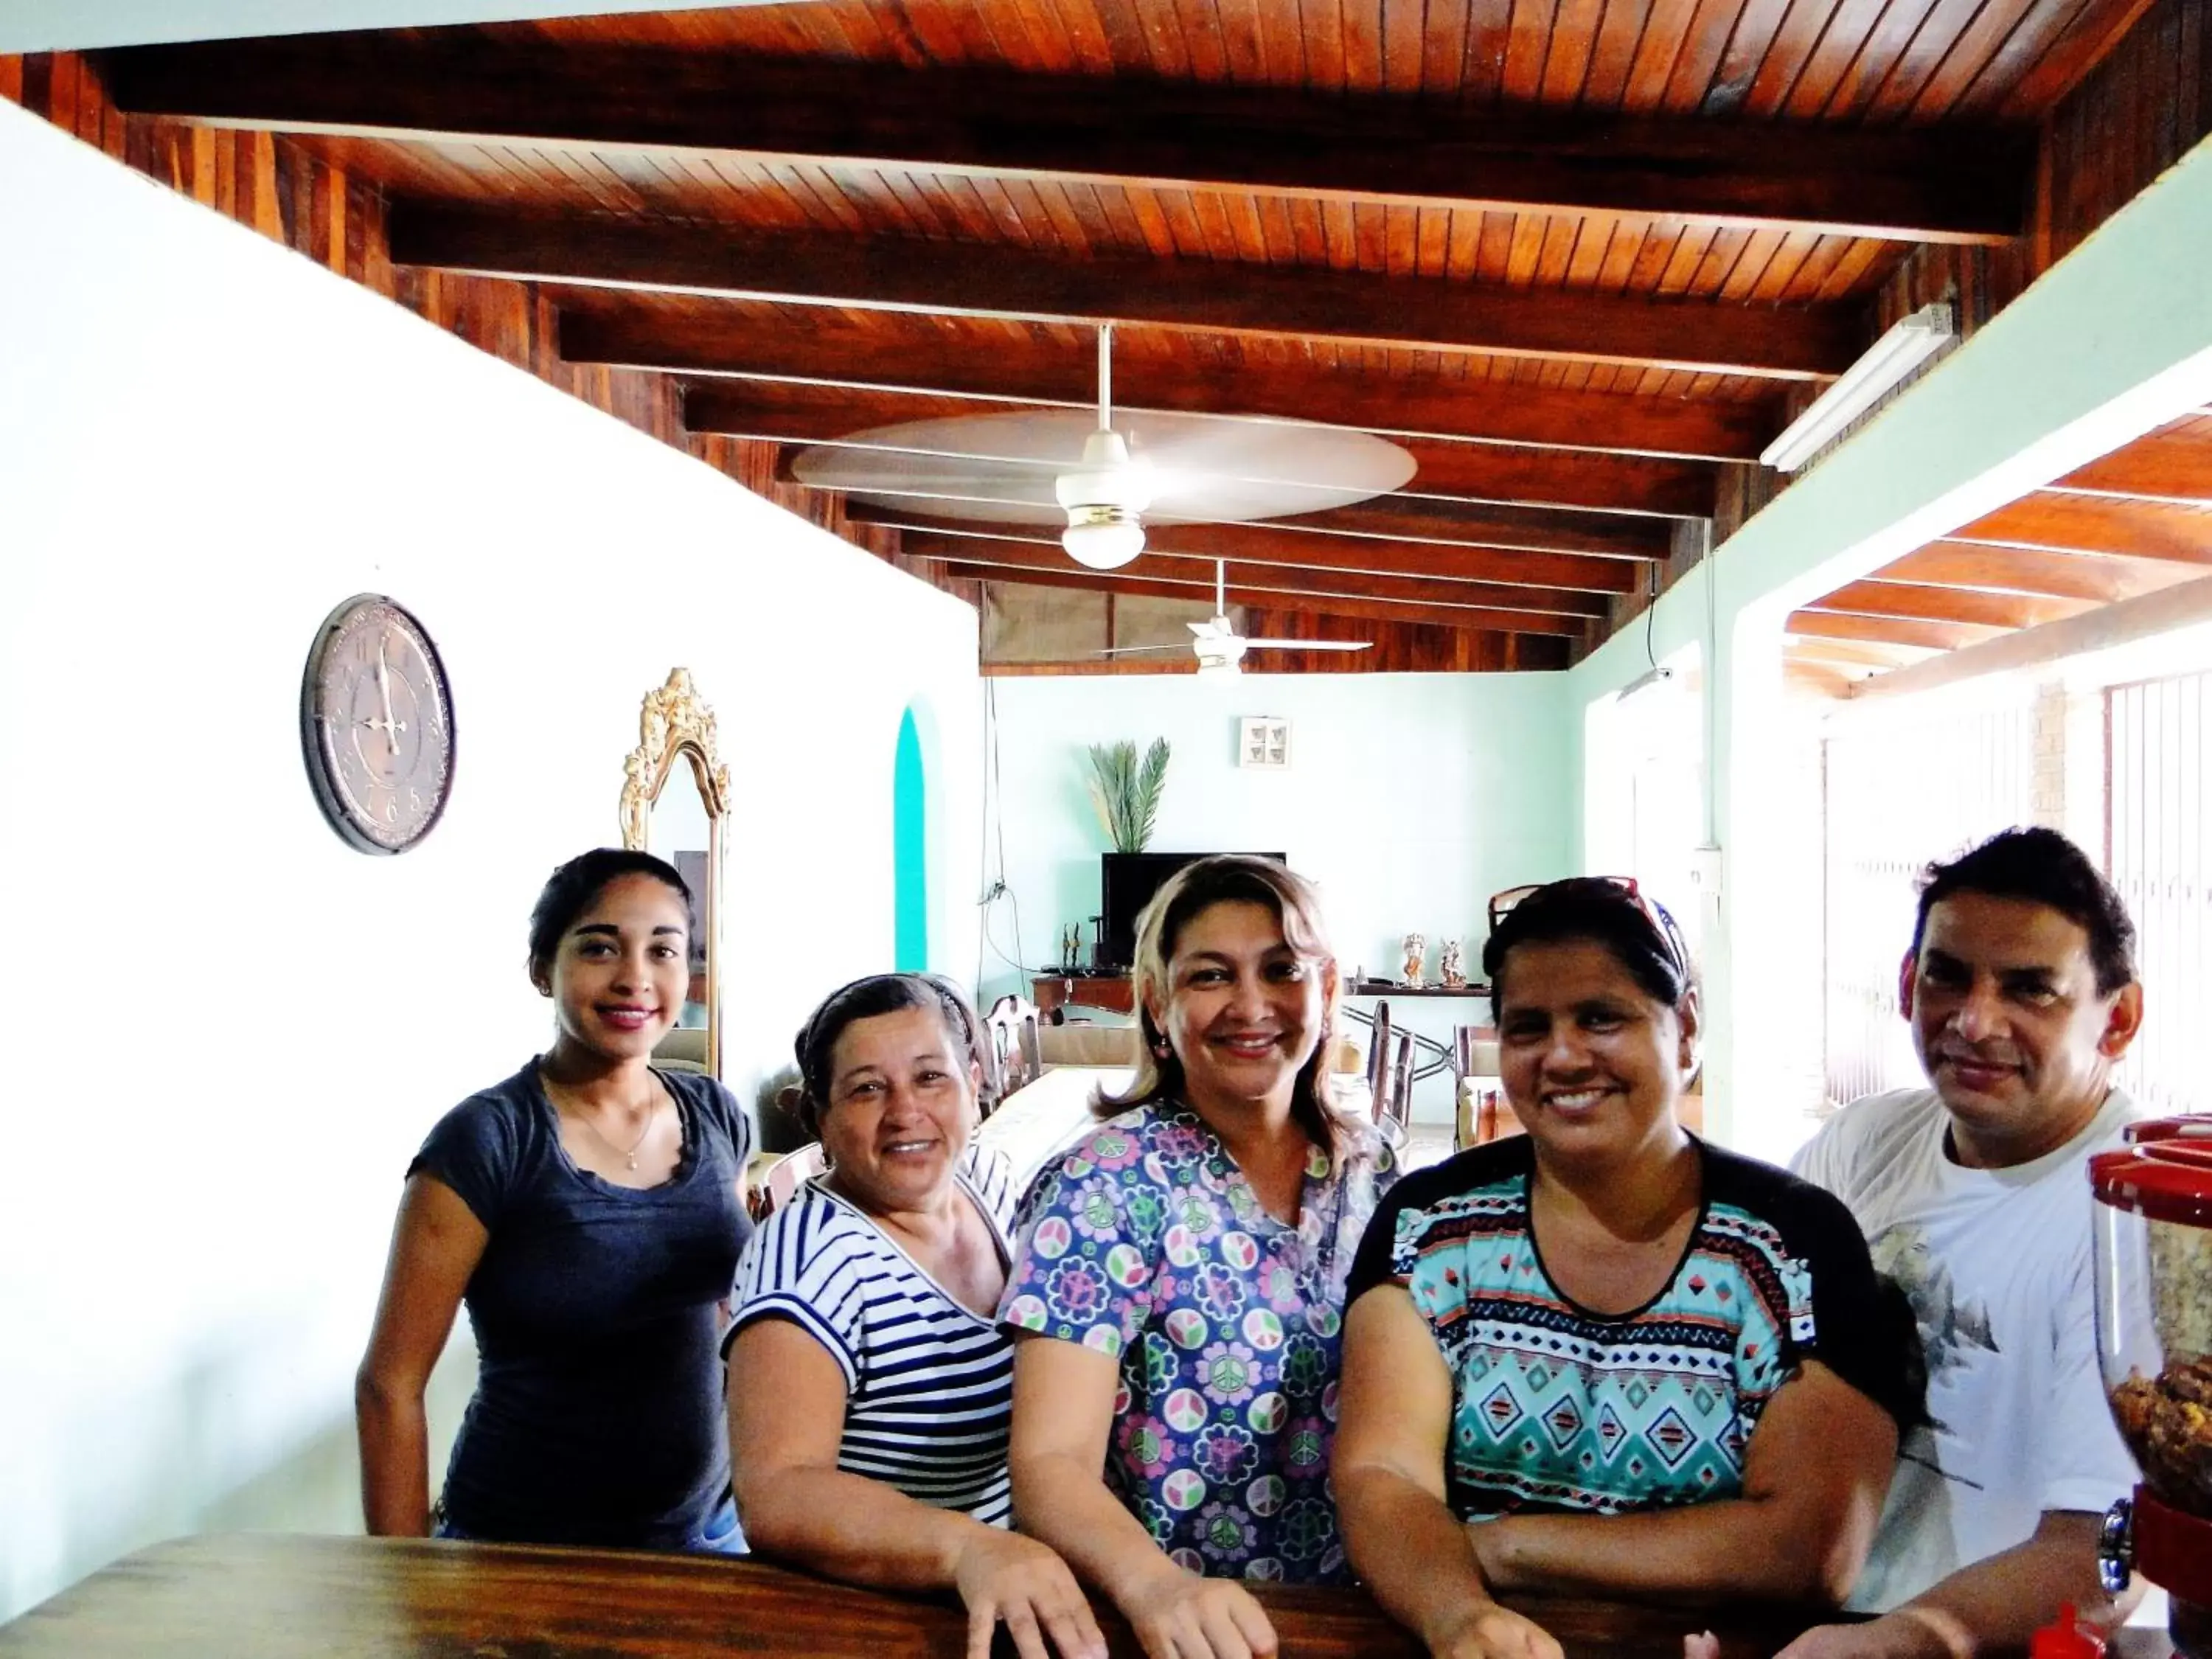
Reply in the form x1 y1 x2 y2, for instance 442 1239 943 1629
1487 875 1689 977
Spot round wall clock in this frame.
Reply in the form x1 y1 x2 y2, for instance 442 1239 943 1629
299 594 456 855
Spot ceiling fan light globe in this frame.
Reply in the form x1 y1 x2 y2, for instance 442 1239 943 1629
1062 512 1146 570
1194 656 1241 680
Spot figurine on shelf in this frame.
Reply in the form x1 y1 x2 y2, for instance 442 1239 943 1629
1401 931 1427 989
1439 938 1466 990
1061 923 1082 972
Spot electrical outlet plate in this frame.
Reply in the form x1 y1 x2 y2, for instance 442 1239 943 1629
1689 844 1724 898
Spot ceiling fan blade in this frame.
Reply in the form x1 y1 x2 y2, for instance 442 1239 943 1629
792 408 1414 527
1238 639 1374 652
1093 644 1193 656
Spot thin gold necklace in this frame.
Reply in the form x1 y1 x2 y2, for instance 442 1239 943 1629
543 1070 661 1171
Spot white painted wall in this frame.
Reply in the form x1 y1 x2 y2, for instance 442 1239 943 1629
978 671 1577 1116
0 101 979 1619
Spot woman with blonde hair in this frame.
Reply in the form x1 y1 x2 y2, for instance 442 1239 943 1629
1001 855 1400 1659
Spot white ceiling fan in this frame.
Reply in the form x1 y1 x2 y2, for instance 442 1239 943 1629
788 324 1415 571
1099 560 1373 676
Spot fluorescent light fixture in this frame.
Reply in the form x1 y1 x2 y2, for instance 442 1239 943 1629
1760 302 1955 473
1619 663 1675 700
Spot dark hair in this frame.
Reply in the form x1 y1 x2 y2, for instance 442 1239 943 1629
526 848 692 984
1911 826 2136 995
790 973 984 1139
1481 878 1694 1021
1106 853 1357 1158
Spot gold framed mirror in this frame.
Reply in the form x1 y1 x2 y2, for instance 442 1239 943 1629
619 668 729 1077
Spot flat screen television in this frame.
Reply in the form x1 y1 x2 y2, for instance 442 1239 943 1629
1099 852 1288 972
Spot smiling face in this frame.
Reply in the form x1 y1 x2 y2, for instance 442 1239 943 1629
538 872 689 1065
1148 899 1334 1119
1495 937 1697 1166
1902 891 2143 1167
819 1003 979 1216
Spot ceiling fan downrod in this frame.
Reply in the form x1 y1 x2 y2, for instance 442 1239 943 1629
1057 321 1150 570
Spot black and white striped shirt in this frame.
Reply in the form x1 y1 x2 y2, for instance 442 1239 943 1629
728 1144 1019 1523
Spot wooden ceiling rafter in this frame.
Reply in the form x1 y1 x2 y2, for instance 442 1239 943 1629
94 38 2035 244
1787 610 2010 651
900 532 1615 618
386 204 1859 382
883 522 1648 594
562 312 1778 462
944 560 1595 638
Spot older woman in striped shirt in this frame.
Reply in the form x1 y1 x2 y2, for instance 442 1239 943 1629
725 974 1103 1659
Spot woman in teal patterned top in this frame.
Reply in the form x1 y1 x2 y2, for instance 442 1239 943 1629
1333 879 1918 1659
1001 855 1398 1659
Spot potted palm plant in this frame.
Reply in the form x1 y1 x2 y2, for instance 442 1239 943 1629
1087 737 1171 853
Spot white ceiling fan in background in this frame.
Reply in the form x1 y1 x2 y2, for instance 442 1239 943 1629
789 325 1416 570
1098 560 1373 677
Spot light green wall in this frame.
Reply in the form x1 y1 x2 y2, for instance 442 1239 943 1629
981 672 1579 1007
1568 133 2212 1150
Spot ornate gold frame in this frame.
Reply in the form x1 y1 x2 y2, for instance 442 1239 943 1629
619 667 730 1077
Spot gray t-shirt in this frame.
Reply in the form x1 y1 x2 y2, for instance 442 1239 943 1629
410 1059 754 1547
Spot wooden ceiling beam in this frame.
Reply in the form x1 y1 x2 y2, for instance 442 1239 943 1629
1784 636 1944 670
1952 493 2212 563
888 521 1644 594
2052 429 2212 504
683 386 1709 517
98 38 2030 243
898 533 1611 618
1815 580 2097 630
1876 541 2207 602
1787 610 2008 651
945 561 1593 636
560 313 1775 462
392 204 1856 381
1264 499 1671 560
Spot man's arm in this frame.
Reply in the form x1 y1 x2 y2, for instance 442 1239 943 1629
1773 1511 2143 1659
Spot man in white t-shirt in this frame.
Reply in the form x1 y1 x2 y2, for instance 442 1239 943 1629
1784 827 2148 1659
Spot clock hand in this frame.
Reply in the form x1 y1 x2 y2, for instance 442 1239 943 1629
375 639 400 759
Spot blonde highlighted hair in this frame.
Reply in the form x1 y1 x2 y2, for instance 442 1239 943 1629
1098 854 1360 1158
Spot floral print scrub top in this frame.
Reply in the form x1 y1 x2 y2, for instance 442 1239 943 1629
1001 1103 1398 1583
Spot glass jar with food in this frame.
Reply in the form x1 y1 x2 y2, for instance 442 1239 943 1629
2091 1118 2212 1659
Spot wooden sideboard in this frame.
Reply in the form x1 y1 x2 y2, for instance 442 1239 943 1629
1031 973 1135 1017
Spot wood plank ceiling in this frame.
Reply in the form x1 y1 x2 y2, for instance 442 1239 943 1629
83 0 2166 672
1787 408 2212 693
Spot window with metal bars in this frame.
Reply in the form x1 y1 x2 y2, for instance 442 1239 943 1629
1820 692 2039 1107
2104 669 2211 1117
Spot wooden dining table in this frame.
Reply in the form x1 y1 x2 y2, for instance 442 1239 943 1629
0 1533 1903 1659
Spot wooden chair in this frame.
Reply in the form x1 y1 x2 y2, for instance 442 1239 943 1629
1363 1001 1394 1119
750 1141 827 1219
1380 1031 1414 1143
982 995 1043 1113
1362 1001 1413 1141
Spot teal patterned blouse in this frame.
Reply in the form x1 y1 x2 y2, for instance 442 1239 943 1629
1343 1135 1916 1519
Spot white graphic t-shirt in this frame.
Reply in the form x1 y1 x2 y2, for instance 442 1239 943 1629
1792 1086 2146 1611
